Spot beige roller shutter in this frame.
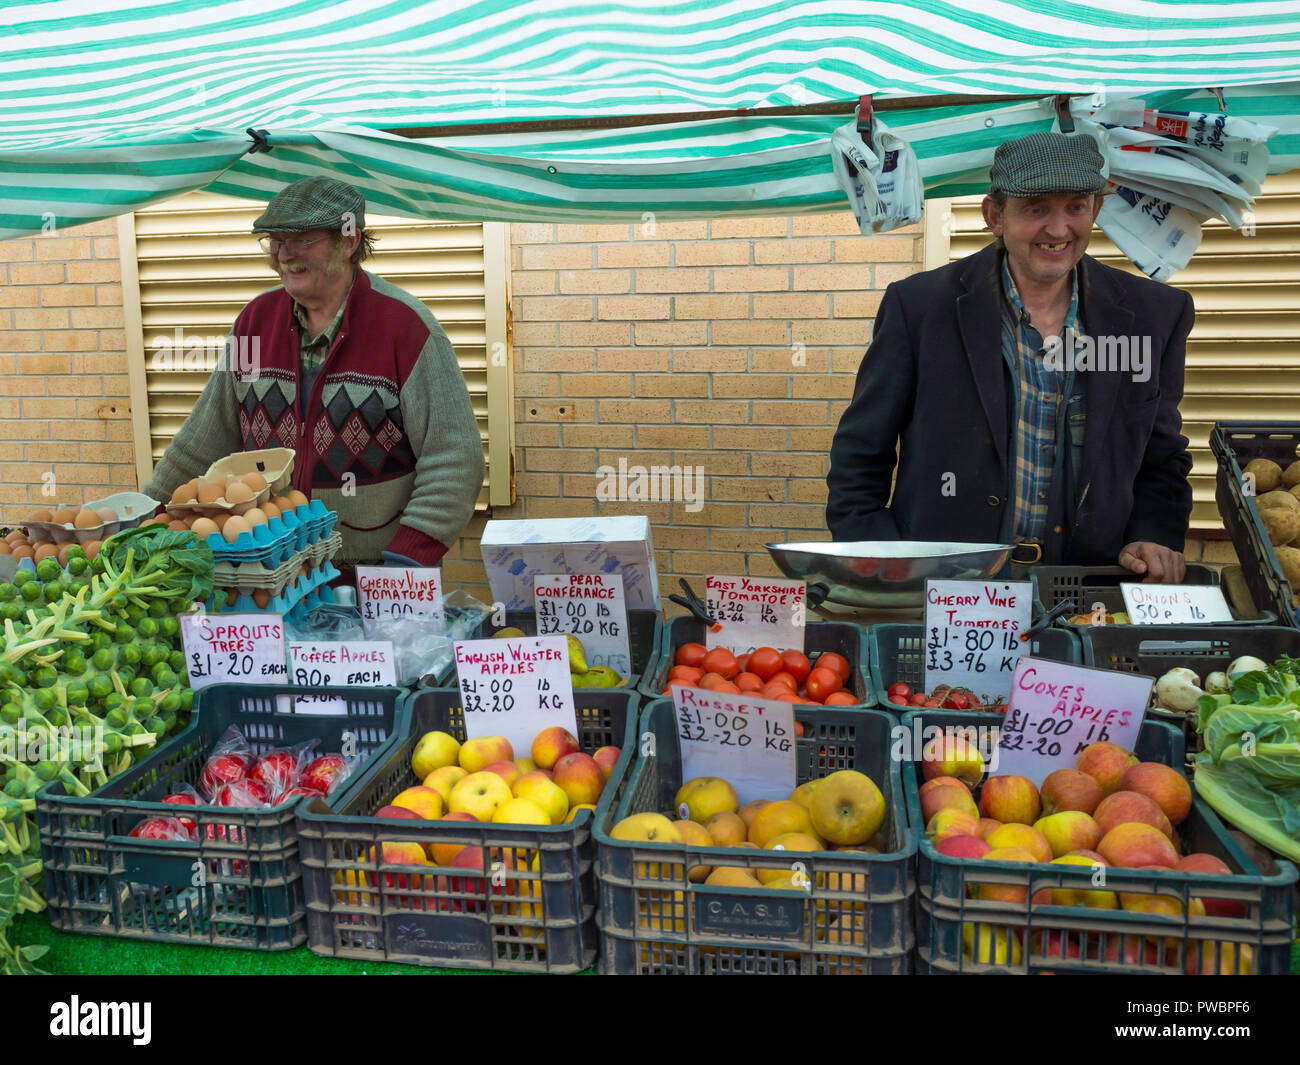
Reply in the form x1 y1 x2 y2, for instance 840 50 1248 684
120 191 514 509
929 174 1300 532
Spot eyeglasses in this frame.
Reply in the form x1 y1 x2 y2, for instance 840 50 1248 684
257 234 328 255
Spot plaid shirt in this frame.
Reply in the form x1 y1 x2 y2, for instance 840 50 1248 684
1002 258 1080 543
294 292 348 375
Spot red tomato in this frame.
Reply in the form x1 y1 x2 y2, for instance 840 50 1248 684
823 691 858 706
887 682 912 703
767 671 798 691
736 653 751 674
675 642 707 668
769 690 800 703
701 647 740 680
942 694 968 710
668 665 704 684
760 681 794 700
747 647 783 682
734 672 764 692
698 671 729 689
909 693 929 706
816 652 851 685
710 682 741 695
793 721 805 738
780 650 812 684
805 667 843 703
923 697 943 707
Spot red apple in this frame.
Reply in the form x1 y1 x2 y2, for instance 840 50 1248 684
592 746 621 781
1177 853 1246 918
978 775 1041 825
300 754 348 796
935 834 992 860
199 752 251 798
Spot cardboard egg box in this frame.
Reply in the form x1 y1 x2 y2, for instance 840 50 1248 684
165 447 296 518
213 561 341 615
22 492 162 545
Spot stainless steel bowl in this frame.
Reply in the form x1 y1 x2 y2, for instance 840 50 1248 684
765 541 1016 609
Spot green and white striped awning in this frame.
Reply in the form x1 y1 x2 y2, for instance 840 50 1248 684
4 0 1300 235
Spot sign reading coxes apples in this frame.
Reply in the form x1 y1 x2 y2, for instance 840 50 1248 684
287 640 397 715
453 635 578 756
180 613 288 691
1120 582 1233 625
533 572 632 676
671 685 796 806
995 657 1153 786
923 579 1032 701
355 566 445 633
704 575 807 654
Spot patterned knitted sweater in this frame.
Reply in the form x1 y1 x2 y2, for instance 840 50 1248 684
144 269 484 566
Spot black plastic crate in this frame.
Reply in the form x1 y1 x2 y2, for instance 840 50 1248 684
297 688 638 971
1029 563 1270 625
594 698 917 974
437 608 662 692
36 685 405 951
868 623 1081 712
1210 421 1300 628
643 615 874 706
1079 624 1300 759
902 709 1297 974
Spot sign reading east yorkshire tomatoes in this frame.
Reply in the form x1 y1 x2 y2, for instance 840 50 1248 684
705 575 807 654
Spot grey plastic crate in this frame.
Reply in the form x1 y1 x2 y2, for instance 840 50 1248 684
1029 563 1272 625
594 698 917 974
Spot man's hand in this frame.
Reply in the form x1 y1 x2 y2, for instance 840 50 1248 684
1118 541 1186 583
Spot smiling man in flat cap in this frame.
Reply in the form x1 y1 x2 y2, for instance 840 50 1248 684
827 131 1194 580
146 177 484 572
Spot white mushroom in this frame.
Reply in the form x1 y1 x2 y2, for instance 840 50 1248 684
1154 667 1204 713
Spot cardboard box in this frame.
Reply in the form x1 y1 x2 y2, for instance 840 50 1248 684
480 516 660 611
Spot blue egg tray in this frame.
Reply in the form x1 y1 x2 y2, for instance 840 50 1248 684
201 501 335 567
208 560 340 615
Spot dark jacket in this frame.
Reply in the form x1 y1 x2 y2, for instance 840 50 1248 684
825 243 1194 563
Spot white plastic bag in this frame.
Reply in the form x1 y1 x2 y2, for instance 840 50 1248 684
830 116 924 234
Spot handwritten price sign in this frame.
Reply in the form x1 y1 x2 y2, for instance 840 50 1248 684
671 686 797 805
923 580 1032 700
286 640 397 715
453 635 578 754
180 613 288 691
355 567 445 632
533 572 632 676
704 575 807 654
995 657 1152 785
1120 583 1233 625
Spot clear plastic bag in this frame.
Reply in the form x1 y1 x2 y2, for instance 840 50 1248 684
831 115 925 235
364 588 494 685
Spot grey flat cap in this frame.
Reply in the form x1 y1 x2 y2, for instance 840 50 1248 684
989 132 1106 197
252 177 366 233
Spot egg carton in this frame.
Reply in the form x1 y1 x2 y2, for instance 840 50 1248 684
285 582 337 623
23 492 162 545
304 531 344 568
213 555 309 598
200 517 300 568
211 561 340 615
167 448 295 519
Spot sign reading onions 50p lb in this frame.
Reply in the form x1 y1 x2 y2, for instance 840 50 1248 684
180 613 288 690
533 572 632 676
1120 582 1233 625
355 566 445 631
671 686 796 806
453 635 578 755
704 576 807 654
923 579 1032 701
995 657 1153 786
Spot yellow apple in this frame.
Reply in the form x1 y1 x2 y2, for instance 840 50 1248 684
448 770 514 821
674 776 739 823
514 771 570 823
459 735 514 774
390 785 444 820
610 813 683 879
422 765 468 803
493 797 551 825
809 770 886 846
563 803 597 823
411 730 461 780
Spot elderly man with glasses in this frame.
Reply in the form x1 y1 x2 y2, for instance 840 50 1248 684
145 177 484 571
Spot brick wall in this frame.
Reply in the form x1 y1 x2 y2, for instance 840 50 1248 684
0 218 134 523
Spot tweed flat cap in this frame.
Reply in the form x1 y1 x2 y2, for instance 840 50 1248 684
989 132 1106 196
252 177 366 233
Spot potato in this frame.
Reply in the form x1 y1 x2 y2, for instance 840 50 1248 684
1275 545 1300 591
1262 505 1300 546
1257 490 1299 513
1291 484 1300 506
1283 460 1300 488
1244 458 1282 494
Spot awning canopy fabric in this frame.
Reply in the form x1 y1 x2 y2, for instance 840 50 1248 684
5 0 1300 235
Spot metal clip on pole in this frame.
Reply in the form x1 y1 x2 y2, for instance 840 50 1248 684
667 578 716 628
1054 95 1076 134
245 128 273 155
1209 86 1228 113
855 94 874 150
1019 599 1077 642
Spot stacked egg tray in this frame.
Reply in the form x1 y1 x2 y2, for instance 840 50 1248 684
198 500 337 568
210 558 342 615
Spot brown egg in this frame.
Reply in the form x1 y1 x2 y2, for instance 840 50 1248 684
27 508 53 523
73 510 101 529
96 507 118 524
251 588 271 609
286 489 309 508
167 520 189 531
243 507 268 527
222 515 252 543
212 513 231 531
11 545 33 560
261 501 281 521
241 472 268 494
196 481 225 505
0 543 11 557
191 517 220 540
225 588 239 607
81 540 101 559
5 529 27 545
52 506 79 525
34 542 60 560
56 542 74 566
225 481 254 505
271 495 293 511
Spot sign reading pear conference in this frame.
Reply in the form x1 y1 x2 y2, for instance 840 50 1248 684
533 572 632 677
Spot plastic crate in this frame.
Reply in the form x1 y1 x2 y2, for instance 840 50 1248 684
643 616 874 706
36 684 405 951
296 688 638 971
868 623 1081 712
447 608 662 693
1029 563 1270 626
902 708 1298 974
1079 623 1300 760
1210 421 1300 627
594 698 917 974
